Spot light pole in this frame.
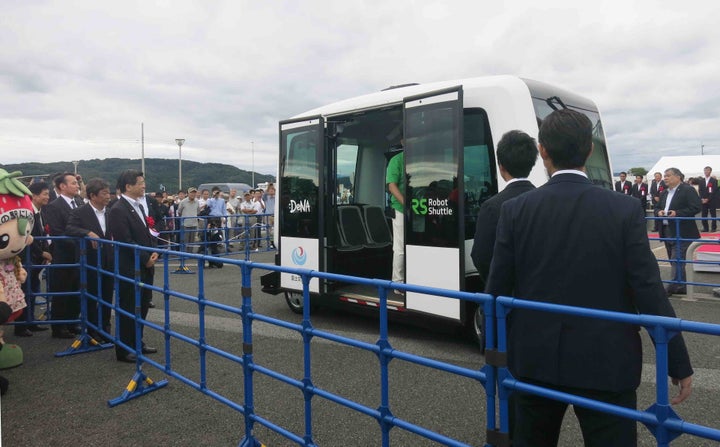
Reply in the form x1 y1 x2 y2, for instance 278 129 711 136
251 141 255 188
72 160 79 175
176 138 185 192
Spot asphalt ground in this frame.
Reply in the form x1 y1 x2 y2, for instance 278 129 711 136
1 247 720 447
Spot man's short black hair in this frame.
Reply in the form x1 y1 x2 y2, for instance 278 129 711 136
116 169 144 194
85 178 110 198
54 172 75 190
620 171 627 176
538 109 593 170
496 130 538 178
29 181 49 195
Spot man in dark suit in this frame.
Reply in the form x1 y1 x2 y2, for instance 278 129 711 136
65 178 114 342
614 171 631 195
107 170 159 363
486 109 693 446
43 172 81 339
649 172 666 231
630 174 648 211
655 167 702 296
16 181 52 336
699 166 718 232
471 130 537 282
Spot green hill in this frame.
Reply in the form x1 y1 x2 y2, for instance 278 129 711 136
1 158 275 193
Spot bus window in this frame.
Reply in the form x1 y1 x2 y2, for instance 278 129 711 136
463 109 496 240
406 102 459 248
531 97 612 190
337 144 358 204
280 128 320 238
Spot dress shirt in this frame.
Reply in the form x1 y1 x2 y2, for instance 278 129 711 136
663 185 678 225
92 204 107 234
122 194 147 226
551 169 588 178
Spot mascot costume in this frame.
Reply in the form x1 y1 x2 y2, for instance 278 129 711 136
0 168 35 394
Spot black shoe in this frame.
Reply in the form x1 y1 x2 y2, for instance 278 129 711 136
28 325 49 332
14 328 33 337
675 288 687 295
116 354 137 363
148 301 156 308
52 329 75 339
141 346 158 354
68 325 82 335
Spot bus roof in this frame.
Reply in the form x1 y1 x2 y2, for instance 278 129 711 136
292 75 595 119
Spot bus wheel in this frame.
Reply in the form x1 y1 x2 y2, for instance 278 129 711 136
473 307 486 355
284 291 304 314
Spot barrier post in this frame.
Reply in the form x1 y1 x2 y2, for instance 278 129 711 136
108 244 168 407
174 223 194 274
377 285 393 447
494 298 513 446
55 237 112 357
238 261 263 447
642 323 683 446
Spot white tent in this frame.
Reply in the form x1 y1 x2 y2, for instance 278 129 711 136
646 155 720 180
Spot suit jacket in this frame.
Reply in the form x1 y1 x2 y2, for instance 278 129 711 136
26 208 50 265
43 195 78 265
650 179 666 200
699 176 719 205
107 196 156 278
471 180 535 282
614 180 631 195
65 203 114 270
486 173 693 392
654 182 701 239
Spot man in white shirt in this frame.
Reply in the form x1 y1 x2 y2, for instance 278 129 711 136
177 187 200 252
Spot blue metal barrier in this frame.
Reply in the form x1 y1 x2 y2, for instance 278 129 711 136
10 215 720 445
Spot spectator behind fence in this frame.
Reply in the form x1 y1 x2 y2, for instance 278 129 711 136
471 130 537 283
65 178 114 343
486 109 693 447
655 167 702 297
630 174 648 211
107 170 159 363
44 173 81 339
240 192 262 250
16 181 52 336
264 183 276 249
650 172 666 231
177 187 199 252
700 166 718 233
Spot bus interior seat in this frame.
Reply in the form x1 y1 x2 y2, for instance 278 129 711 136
362 205 392 247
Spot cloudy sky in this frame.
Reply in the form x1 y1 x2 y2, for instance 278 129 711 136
1 1 719 177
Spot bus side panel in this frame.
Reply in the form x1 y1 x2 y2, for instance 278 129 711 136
405 245 460 320
280 236 320 293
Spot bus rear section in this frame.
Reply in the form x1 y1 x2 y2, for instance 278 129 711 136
265 76 613 345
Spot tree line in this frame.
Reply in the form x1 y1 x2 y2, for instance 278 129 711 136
0 158 275 193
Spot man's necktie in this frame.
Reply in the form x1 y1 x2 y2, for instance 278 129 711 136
71 201 77 209
138 203 148 226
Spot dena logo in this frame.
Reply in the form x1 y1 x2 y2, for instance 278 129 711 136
289 199 311 213
291 246 307 265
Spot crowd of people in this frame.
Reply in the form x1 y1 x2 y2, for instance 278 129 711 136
12 172 276 363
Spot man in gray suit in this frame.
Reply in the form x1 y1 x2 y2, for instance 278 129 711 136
655 167 702 296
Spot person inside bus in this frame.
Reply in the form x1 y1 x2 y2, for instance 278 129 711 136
386 145 405 295
486 109 693 447
470 130 537 282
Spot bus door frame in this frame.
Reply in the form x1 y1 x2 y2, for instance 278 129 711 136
278 116 326 294
402 86 464 320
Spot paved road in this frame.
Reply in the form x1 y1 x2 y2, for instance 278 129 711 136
1 250 719 446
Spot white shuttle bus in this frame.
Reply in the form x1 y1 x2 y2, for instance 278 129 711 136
262 75 612 345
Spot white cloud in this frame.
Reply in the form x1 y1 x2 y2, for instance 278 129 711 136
0 0 719 176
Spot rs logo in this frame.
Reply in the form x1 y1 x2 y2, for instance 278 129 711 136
411 198 427 215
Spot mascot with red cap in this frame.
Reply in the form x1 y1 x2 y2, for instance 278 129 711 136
0 168 35 394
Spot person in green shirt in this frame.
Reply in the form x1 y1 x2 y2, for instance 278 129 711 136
386 150 405 295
